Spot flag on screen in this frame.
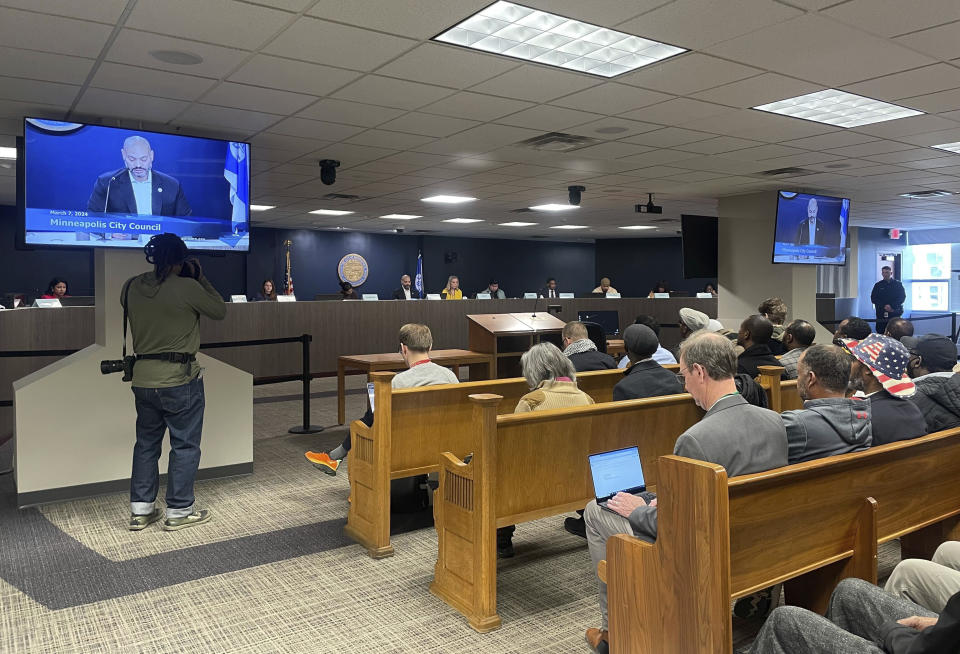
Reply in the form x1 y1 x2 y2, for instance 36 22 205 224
224 142 249 232
415 252 424 299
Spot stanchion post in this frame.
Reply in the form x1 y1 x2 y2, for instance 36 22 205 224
289 333 324 434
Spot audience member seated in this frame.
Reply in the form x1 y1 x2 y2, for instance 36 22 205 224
748 577 957 654
835 316 872 341
778 319 816 379
304 323 458 475
885 317 915 341
617 315 676 368
500 342 594 558
737 315 786 380
583 332 787 654
477 279 505 299
647 280 669 297
539 277 561 299
440 275 462 300
842 334 926 446
391 274 413 300
339 281 359 300
758 297 789 355
703 282 718 297
886 541 960 614
41 277 69 300
562 321 617 372
592 277 618 296
782 345 871 464
254 278 277 301
612 324 683 401
904 334 960 434
671 307 710 359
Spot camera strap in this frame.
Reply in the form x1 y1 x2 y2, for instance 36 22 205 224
121 278 132 361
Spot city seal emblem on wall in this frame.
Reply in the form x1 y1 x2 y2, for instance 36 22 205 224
338 253 369 287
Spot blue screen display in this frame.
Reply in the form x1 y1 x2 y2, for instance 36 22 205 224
772 191 849 265
22 118 250 252
589 447 645 499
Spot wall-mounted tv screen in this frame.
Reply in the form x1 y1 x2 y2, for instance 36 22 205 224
22 118 250 251
681 214 718 279
772 190 849 265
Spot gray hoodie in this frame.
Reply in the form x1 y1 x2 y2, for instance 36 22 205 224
782 397 872 464
911 373 960 434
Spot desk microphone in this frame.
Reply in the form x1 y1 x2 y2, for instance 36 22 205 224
531 294 541 318
103 174 119 212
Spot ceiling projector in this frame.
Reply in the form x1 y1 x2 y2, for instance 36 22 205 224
636 193 663 214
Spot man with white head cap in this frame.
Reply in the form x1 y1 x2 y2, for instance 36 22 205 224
795 196 826 246
671 307 710 359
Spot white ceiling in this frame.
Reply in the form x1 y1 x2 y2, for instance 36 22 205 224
2 0 960 239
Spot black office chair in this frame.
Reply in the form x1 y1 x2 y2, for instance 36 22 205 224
581 321 607 354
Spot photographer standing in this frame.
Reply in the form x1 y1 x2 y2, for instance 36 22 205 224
122 233 225 531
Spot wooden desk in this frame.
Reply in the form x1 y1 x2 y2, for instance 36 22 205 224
336 349 494 424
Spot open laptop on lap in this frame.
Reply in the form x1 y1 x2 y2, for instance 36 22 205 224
588 446 655 514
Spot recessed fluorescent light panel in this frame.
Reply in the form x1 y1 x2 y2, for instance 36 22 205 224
380 214 422 219
310 209 354 216
500 221 539 227
443 218 484 223
753 89 922 128
0 146 16 159
899 190 952 199
434 1 686 78
422 195 477 204
249 205 275 211
932 142 960 154
619 225 656 230
530 203 578 211
550 224 587 230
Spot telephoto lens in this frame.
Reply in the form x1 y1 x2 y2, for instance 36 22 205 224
100 359 125 375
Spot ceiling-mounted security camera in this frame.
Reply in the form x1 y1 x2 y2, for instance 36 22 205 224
635 193 663 214
568 185 585 205
319 159 340 185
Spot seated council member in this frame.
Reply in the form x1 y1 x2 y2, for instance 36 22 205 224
499 342 594 558
592 277 618 295
305 323 458 474
339 281 359 300
477 279 505 299
440 275 462 300
41 277 69 300
539 277 561 299
87 135 191 217
392 274 413 300
254 279 277 301
618 315 677 368
703 282 718 297
562 321 617 372
646 280 669 297
583 332 787 653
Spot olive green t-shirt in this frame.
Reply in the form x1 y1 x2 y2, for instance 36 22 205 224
121 272 226 388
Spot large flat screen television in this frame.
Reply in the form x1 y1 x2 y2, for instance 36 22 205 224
21 118 250 251
681 214 718 279
772 190 849 265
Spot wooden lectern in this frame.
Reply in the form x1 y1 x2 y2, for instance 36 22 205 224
467 312 566 378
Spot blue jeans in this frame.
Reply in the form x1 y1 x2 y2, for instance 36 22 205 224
130 376 205 518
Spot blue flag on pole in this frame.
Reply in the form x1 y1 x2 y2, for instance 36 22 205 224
224 142 249 233
415 252 424 299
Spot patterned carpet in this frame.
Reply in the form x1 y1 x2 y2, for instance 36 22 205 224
0 376 904 653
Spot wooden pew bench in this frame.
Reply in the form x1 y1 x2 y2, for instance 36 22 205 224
430 391 704 631
757 365 803 412
345 367 626 558
606 427 960 653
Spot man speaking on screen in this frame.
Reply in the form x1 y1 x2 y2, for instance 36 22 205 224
87 135 192 217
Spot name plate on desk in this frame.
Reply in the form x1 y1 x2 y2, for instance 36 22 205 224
426 293 441 300
230 295 247 303
523 292 537 299
607 293 622 298
32 298 62 308
559 292 574 299
476 292 491 299
362 294 379 301
696 292 713 299
277 295 297 302
653 293 669 299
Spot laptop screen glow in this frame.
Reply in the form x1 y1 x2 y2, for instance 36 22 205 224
589 447 645 500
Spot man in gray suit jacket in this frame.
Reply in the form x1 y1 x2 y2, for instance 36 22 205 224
584 331 788 654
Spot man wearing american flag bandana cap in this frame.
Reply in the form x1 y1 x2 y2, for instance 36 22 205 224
841 334 927 446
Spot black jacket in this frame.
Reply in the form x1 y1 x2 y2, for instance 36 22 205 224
909 374 960 434
737 344 785 380
871 278 906 317
868 390 927 446
568 349 617 373
87 168 191 216
881 587 960 653
795 218 827 245
613 359 682 401
539 286 562 298
392 288 413 300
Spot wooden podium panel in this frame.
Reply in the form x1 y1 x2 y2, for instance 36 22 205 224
468 312 566 378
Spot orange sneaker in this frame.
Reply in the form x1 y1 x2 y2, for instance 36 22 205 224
305 451 340 476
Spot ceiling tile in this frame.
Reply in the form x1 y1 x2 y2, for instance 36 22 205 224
377 113 480 137
413 124 541 156
0 7 112 58
825 140 918 157
496 105 602 131
685 109 839 142
333 75 454 110
568 141 655 159
228 55 361 96
125 0 293 49
550 83 672 115
0 0 128 23
267 117 365 141
263 16 417 71
617 0 801 49
0 75 78 106
620 97 734 125
673 136 763 155
0 46 94 85
617 149 700 166
346 129 436 150
842 64 960 103
852 114 960 138
90 63 216 101
618 53 761 95
298 99 405 127
419 92 534 121
106 30 248 77
522 0 666 25
176 104 281 133
74 89 190 124
706 14 935 87
900 88 960 114
719 144 808 161
202 81 316 114
692 73 822 109
249 132 330 155
823 0 960 38
896 23 960 60
306 0 489 39
567 117 662 140
623 127 716 148
897 127 960 147
469 65 601 103
780 132 879 151
376 43 518 89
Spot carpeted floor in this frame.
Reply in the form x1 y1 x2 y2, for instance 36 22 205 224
0 375 904 653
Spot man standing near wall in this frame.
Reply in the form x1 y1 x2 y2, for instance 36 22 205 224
871 266 905 335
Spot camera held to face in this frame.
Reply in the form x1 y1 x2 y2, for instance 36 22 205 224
100 355 136 382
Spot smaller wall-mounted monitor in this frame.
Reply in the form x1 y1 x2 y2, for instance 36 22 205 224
772 191 849 265
21 118 250 252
